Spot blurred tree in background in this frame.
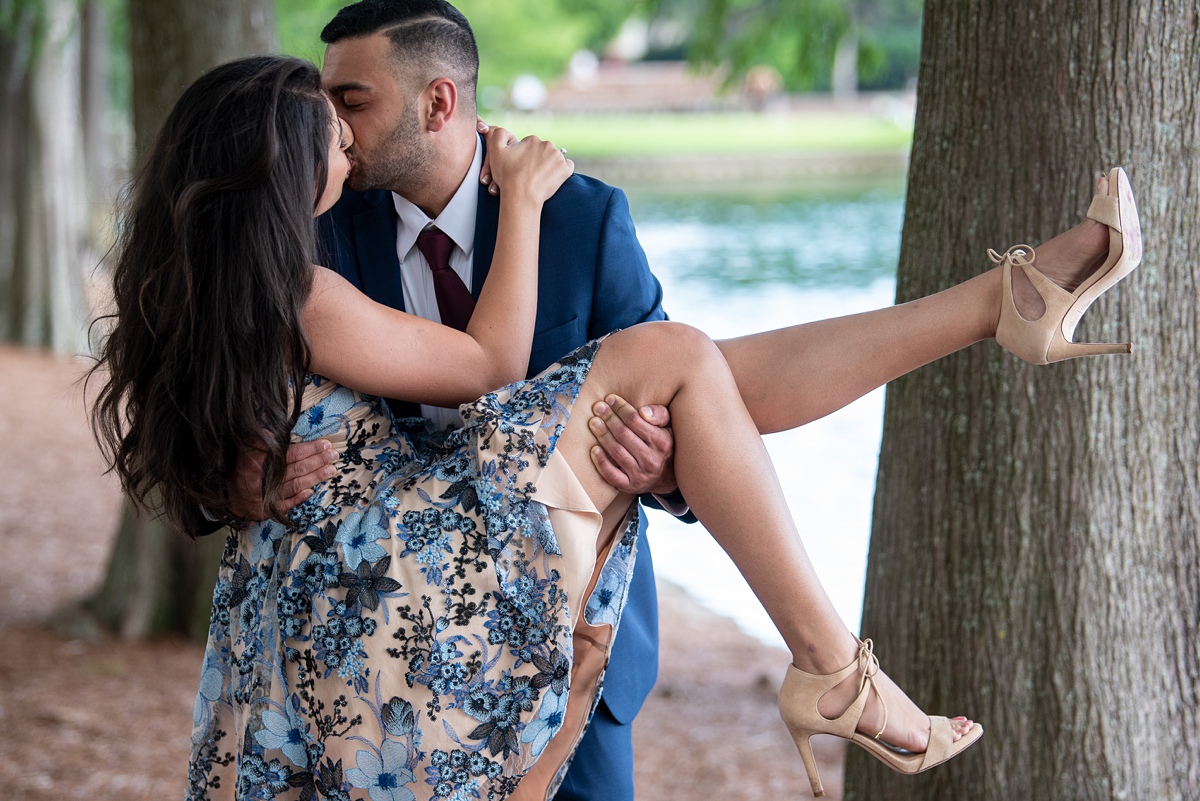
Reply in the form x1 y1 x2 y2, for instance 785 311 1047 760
88 0 278 640
1 0 92 353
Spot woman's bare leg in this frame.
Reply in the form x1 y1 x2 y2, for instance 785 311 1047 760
555 322 972 752
719 218 1112 433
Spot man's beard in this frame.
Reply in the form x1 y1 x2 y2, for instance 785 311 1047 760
346 109 434 195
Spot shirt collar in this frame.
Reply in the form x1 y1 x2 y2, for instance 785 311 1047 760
392 135 483 258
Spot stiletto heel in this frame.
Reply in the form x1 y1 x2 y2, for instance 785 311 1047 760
788 725 826 797
778 639 982 796
994 167 1142 365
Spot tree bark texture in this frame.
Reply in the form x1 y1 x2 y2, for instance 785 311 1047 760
1 0 87 354
848 3 1199 800
128 0 277 163
88 0 276 640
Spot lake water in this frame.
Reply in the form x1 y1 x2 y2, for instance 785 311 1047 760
624 179 906 649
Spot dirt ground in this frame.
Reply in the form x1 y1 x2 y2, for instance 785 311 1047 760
0 344 843 800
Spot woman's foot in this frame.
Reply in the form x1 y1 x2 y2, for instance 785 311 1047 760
1006 217 1111 324
991 168 1140 364
994 172 1117 329
813 659 974 751
797 637 974 753
781 641 983 796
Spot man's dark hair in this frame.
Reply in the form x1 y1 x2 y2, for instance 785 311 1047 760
322 0 478 107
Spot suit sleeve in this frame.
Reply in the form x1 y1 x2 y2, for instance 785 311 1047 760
587 188 667 336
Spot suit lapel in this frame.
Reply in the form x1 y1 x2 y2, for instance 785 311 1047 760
352 192 407 314
472 135 501 298
472 188 501 297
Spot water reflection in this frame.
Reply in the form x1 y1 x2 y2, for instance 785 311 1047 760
625 180 905 646
630 183 905 289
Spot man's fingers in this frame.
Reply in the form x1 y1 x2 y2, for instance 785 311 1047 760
284 446 337 483
593 395 671 460
287 438 333 465
641 404 670 428
589 394 678 496
589 410 644 472
275 489 315 515
281 460 337 500
589 446 636 494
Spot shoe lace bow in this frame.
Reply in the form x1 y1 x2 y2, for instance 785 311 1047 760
857 638 888 740
987 243 1037 268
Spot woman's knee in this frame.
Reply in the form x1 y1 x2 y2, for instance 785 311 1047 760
619 321 723 367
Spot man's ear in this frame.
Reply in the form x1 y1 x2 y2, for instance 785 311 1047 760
424 78 458 133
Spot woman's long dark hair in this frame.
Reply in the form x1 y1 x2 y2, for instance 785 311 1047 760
90 55 331 537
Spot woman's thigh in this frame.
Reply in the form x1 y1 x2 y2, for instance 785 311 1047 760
554 321 724 513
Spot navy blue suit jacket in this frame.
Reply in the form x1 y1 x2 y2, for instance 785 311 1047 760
317 162 664 732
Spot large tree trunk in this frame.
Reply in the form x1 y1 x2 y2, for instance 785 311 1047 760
87 0 277 640
128 0 278 157
1 0 88 354
848 2 1198 799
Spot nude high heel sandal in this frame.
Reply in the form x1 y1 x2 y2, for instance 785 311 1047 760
994 166 1143 364
778 639 983 797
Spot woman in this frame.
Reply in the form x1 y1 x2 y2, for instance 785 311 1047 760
91 56 1140 801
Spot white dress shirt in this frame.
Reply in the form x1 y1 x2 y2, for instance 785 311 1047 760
392 137 483 429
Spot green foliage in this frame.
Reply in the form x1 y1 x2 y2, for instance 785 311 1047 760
0 0 48 67
275 0 344 61
857 16 920 90
853 0 922 90
690 0 853 90
557 0 645 53
454 0 590 92
645 0 922 92
0 0 43 33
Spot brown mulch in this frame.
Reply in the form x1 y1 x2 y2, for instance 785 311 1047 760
0 344 842 800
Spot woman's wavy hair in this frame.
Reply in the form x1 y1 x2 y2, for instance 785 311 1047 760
90 55 331 537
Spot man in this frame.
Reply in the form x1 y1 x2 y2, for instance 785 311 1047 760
310 1 690 798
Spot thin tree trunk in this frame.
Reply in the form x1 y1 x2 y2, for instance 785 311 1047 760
0 12 28 338
830 30 858 101
81 0 117 245
6 0 87 354
849 2 1199 799
88 0 277 640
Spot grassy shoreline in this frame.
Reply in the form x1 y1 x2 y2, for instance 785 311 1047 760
490 110 914 158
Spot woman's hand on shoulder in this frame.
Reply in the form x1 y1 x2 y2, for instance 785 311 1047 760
480 122 573 206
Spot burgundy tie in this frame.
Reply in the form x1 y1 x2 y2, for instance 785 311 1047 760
415 227 475 331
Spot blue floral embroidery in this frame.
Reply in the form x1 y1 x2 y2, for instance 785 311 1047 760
254 709 309 767
188 342 637 801
347 741 416 801
335 505 390 570
520 688 566 756
293 385 357 439
248 519 288 563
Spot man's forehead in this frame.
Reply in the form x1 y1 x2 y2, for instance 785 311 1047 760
321 37 400 91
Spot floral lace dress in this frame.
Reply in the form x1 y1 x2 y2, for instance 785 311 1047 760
187 340 639 801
